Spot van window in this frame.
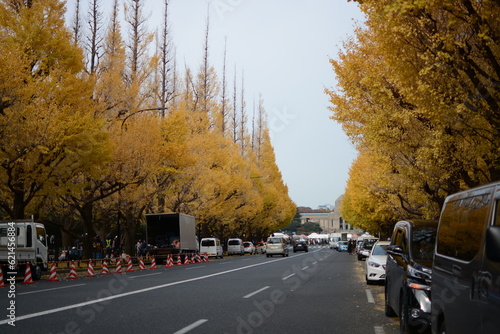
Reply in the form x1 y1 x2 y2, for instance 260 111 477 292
267 237 282 244
228 239 241 245
411 225 437 262
201 239 216 247
438 194 489 261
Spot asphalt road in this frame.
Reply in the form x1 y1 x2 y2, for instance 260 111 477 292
1 246 399 334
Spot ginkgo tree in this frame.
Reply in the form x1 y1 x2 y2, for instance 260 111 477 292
328 0 500 231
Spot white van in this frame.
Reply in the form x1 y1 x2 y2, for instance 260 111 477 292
227 238 244 255
200 238 223 258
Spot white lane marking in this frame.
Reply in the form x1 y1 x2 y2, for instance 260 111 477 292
374 326 385 334
173 319 208 334
302 266 309 270
282 273 295 280
129 272 162 278
0 252 309 325
18 284 86 295
366 289 375 303
185 266 205 270
243 286 270 299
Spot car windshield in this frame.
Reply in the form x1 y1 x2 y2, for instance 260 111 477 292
201 240 215 246
267 237 282 244
411 226 437 262
228 240 240 245
363 242 374 250
372 244 389 256
243 242 251 247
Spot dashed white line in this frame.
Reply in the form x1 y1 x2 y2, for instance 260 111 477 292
243 286 270 299
18 284 86 295
282 273 295 280
366 289 375 303
129 272 162 278
301 266 309 270
173 319 208 334
374 326 385 334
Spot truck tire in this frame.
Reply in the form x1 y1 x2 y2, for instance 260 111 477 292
32 263 42 281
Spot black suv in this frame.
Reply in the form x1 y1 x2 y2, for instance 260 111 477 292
385 220 437 334
293 240 308 252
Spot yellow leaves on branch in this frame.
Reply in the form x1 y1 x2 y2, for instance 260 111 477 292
329 0 500 230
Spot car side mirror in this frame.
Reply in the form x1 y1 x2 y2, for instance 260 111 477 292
486 226 500 262
387 245 403 256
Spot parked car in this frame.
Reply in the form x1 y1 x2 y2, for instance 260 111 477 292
337 241 348 252
256 242 266 254
357 241 376 260
431 182 500 334
293 240 308 253
242 241 256 254
385 220 437 334
266 236 289 257
366 241 390 284
227 238 244 256
199 238 223 258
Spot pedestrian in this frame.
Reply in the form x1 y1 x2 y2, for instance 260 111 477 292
93 235 103 259
347 240 354 255
136 239 142 257
105 236 112 259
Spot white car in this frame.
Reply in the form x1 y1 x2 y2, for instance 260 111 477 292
243 241 256 254
366 241 390 284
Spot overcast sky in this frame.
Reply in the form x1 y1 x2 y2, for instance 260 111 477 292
68 0 364 209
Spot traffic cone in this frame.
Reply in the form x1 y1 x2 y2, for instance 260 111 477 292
149 256 158 269
138 257 146 271
115 258 123 273
204 253 209 262
191 253 196 264
67 261 79 279
184 254 191 265
100 260 110 275
85 260 96 277
195 253 201 263
22 264 35 284
165 254 173 268
176 254 182 266
47 262 60 281
126 258 134 272
0 266 6 287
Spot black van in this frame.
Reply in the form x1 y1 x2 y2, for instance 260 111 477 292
385 220 437 334
431 181 500 334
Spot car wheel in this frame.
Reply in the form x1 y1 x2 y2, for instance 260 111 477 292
384 284 397 317
357 255 363 261
438 319 446 334
400 289 418 334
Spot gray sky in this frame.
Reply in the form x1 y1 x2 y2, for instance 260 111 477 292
68 0 364 209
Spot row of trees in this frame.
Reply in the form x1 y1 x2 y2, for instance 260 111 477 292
327 0 500 234
0 0 295 256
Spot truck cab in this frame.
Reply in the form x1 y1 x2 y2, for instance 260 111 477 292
0 219 48 280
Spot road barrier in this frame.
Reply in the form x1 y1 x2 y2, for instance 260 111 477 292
2 253 208 286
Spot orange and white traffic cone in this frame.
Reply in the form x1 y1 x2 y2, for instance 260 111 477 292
115 258 123 273
138 257 146 271
191 253 196 264
176 255 182 266
195 253 201 263
0 266 6 287
22 264 35 284
86 259 96 277
184 254 191 265
126 258 134 272
204 253 209 262
149 256 157 270
47 262 60 281
67 261 79 279
165 254 173 268
100 260 110 275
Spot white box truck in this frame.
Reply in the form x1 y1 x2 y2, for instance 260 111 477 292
0 219 48 280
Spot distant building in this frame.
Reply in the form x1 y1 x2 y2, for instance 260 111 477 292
299 195 363 235
318 204 334 211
